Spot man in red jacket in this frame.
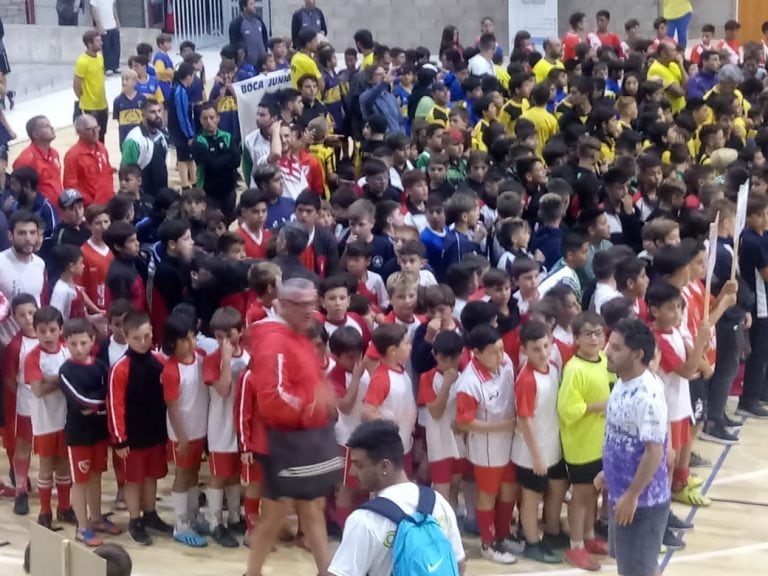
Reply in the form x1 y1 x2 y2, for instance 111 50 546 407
63 114 114 207
246 277 337 576
13 115 62 207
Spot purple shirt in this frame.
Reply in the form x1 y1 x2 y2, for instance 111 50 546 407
603 370 670 507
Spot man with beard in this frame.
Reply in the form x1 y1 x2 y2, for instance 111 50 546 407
120 99 168 197
243 96 282 186
0 210 46 345
13 115 62 207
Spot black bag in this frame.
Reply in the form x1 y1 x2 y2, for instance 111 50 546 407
264 424 343 500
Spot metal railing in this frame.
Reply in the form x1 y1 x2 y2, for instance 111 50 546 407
172 0 272 47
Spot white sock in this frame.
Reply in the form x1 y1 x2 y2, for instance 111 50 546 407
463 481 477 524
188 487 201 523
207 487 224 525
225 484 241 525
172 491 189 531
571 540 585 549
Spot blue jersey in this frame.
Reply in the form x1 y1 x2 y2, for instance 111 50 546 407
321 68 345 134
136 75 161 101
152 51 174 100
393 83 412 135
113 92 145 146
235 63 257 83
209 81 240 143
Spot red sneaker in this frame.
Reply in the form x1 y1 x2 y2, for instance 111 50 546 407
585 538 609 556
565 548 601 571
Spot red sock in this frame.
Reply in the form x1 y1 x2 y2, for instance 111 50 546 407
336 506 352 529
112 449 126 488
13 456 30 496
494 500 515 540
477 509 495 546
672 467 689 491
38 478 53 515
55 474 72 511
244 496 260 532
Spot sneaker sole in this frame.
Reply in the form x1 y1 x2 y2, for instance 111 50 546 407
736 408 768 419
699 432 739 445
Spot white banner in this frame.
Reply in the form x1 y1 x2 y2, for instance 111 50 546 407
508 0 559 51
735 180 749 241
705 211 720 319
232 68 292 142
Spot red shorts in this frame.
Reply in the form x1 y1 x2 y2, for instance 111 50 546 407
429 458 472 484
240 459 263 485
209 452 241 479
15 415 33 443
34 430 67 459
68 441 109 484
474 463 517 494
170 438 205 469
2 388 15 450
123 444 168 483
340 445 359 489
670 418 691 451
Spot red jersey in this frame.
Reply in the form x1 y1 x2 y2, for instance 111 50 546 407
79 239 113 309
237 224 271 259
234 367 267 454
13 144 63 207
562 31 583 61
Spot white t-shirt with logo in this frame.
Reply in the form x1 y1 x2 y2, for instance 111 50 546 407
328 482 465 576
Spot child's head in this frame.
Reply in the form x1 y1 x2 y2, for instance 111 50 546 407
562 230 590 270
216 232 246 260
33 306 63 350
547 283 580 329
294 190 321 231
247 261 282 297
460 300 498 333
107 194 135 225
498 217 530 252
573 312 606 358
593 249 617 283
517 156 548 188
162 312 197 358
510 257 540 298
329 326 364 370
239 187 269 231
121 68 138 93
643 218 680 252
371 323 411 365
53 244 84 279
646 280 683 328
423 284 455 322
210 306 244 348
651 244 693 286
12 293 38 334
386 271 419 319
496 190 523 219
107 299 133 344
374 200 404 235
181 187 207 221
657 181 686 209
123 311 153 353
445 262 477 300
445 192 479 229
319 275 351 321
519 319 551 369
682 237 707 282
601 296 635 329
204 209 227 238
615 255 649 298
467 324 504 372
85 204 111 240
156 32 172 51
63 318 96 361
344 240 373 276
432 330 464 371
396 239 426 275
403 170 428 205
537 192 565 226
348 198 376 241
59 189 85 226
468 150 490 182
746 194 768 232
425 195 446 231
482 268 511 308
159 219 195 262
578 208 610 241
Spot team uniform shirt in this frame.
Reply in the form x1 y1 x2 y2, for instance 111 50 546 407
328 482 465 576
520 106 559 157
0 251 46 346
511 362 562 469
112 92 145 146
532 57 564 84
12 144 63 207
107 336 128 367
357 270 389 311
455 357 516 467
243 128 272 183
418 368 464 463
4 332 38 417
716 38 742 65
646 60 686 113
592 281 622 314
245 297 276 325
364 364 417 452
689 41 715 65
654 327 693 422
499 98 530 134
321 311 369 341
203 348 250 453
587 31 624 57
603 369 669 506
136 75 164 103
161 353 209 442
290 51 321 89
59 358 110 446
74 52 107 110
557 353 611 465
24 344 71 436
562 31 583 61
237 224 271 259
50 279 86 321
79 239 112 309
739 227 768 318
682 279 715 363
277 154 310 201
328 363 371 446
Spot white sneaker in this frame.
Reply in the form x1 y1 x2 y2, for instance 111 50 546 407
481 542 518 564
498 536 526 555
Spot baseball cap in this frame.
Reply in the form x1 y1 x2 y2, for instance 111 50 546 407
724 20 741 31
59 188 84 208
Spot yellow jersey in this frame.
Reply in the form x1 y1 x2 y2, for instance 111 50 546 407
361 52 375 70
426 105 450 129
290 52 321 89
646 60 686 113
521 105 559 156
499 98 530 134
74 52 107 110
533 58 564 84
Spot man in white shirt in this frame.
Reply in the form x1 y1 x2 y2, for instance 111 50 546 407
468 33 496 78
329 420 466 576
90 0 121 75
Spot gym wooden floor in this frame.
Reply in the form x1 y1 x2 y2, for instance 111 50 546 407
0 401 766 576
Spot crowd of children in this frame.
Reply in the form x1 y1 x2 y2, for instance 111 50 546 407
2 7 768 576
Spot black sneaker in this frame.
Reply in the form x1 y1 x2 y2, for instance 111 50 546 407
14 493 29 515
129 518 153 545
662 528 685 550
689 452 711 468
736 402 768 419
7 91 14 110
667 511 694 531
541 531 570 550
143 510 174 534
723 413 744 428
37 512 53 529
9 467 15 488
228 518 247 535
211 524 239 548
595 517 609 540
326 519 343 540
523 541 562 563
700 423 739 445
57 507 78 524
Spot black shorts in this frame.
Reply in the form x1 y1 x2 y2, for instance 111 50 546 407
172 135 193 161
566 458 603 485
689 377 707 424
0 52 10 76
517 460 568 493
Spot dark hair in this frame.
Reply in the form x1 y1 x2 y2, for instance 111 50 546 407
612 318 656 366
123 311 151 334
573 311 605 336
652 245 693 278
11 166 39 190
520 319 549 344
63 318 95 339
319 274 351 298
11 293 38 313
432 330 465 357
460 300 498 333
9 210 43 232
345 240 374 260
645 280 681 309
329 326 364 357
106 194 134 223
371 323 408 356
530 83 551 107
615 256 646 291
107 299 134 321
162 313 196 355
216 231 245 255
467 324 501 351
239 187 270 210
592 250 616 282
601 296 634 328
445 262 475 299
104 221 137 253
509 257 539 279
33 305 63 328
174 62 196 84
347 419 404 467
562 230 588 257
53 244 82 271
296 190 321 211
423 284 455 310
159 219 191 247
210 306 243 333
569 11 586 29
482 268 510 289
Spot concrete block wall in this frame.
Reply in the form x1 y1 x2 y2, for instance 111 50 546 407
0 0 28 24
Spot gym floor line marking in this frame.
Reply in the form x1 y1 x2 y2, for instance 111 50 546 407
709 497 768 508
709 467 768 486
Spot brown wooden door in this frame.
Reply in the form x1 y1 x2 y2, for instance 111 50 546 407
739 0 768 43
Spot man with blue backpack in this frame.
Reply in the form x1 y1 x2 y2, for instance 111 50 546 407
329 419 465 576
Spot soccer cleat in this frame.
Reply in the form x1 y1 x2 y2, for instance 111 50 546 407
211 524 239 548
143 510 174 534
93 516 123 535
128 518 152 545
498 535 526 555
57 508 78 524
76 528 103 547
173 527 208 547
687 475 704 489
37 512 53 529
564 548 600 571
480 541 518 564
523 542 562 564
14 493 29 516
585 538 609 555
672 485 712 507
667 511 693 531
662 528 685 550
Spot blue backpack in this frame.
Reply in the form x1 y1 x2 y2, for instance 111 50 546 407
362 485 458 576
